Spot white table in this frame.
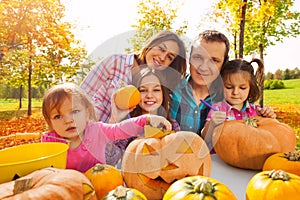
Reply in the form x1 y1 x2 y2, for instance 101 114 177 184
210 154 259 200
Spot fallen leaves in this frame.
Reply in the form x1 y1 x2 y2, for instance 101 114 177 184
0 114 47 149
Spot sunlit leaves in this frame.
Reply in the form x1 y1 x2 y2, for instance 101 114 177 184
211 0 300 58
127 0 187 52
0 0 92 115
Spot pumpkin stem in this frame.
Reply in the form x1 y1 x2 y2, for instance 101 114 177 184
267 170 290 181
92 163 105 173
13 178 33 194
283 151 300 161
113 186 127 198
244 117 259 128
194 179 215 196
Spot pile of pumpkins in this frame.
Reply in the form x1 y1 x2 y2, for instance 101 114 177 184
1 116 300 199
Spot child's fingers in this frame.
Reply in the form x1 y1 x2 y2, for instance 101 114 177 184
163 120 172 131
211 111 226 125
148 115 172 131
260 107 276 119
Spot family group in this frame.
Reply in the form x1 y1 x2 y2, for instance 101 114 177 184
40 30 276 172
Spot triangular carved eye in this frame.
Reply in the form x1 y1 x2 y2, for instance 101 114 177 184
142 143 159 155
162 159 179 170
176 139 193 153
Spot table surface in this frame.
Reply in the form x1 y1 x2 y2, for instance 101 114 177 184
210 154 259 200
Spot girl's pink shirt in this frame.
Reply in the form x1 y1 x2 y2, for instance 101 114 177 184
206 100 260 121
41 115 147 172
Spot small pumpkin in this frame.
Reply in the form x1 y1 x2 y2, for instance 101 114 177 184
163 175 237 200
246 170 300 200
85 163 124 200
102 185 147 200
0 167 96 200
115 85 140 110
122 129 212 200
263 150 300 176
213 116 296 170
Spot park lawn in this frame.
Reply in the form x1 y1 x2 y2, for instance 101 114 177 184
264 79 300 105
0 98 42 111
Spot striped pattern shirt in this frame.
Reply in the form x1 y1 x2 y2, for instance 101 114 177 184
80 54 135 122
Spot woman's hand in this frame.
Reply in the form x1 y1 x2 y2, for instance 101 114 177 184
146 115 172 131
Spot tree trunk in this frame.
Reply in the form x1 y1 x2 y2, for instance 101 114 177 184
27 45 32 116
18 85 22 109
259 43 264 107
239 0 247 58
234 32 237 59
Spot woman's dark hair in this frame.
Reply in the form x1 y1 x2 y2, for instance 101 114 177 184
221 58 264 102
130 67 171 121
137 30 187 79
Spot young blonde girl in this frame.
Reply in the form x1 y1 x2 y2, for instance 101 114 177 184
41 83 172 172
202 58 276 152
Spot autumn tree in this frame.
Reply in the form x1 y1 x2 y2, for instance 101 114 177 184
210 0 248 58
212 0 300 106
274 69 282 80
213 0 300 60
127 0 187 53
0 0 91 115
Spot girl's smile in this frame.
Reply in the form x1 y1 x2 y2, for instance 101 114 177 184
138 74 163 114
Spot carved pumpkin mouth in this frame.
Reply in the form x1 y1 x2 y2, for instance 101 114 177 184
137 173 177 191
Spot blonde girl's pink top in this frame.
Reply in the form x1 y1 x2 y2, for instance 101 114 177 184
41 115 147 172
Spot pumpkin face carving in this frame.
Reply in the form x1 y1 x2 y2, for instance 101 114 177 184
121 131 212 200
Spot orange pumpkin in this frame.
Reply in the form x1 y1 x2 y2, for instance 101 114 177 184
246 170 300 200
102 185 147 200
85 163 124 200
115 85 140 110
0 167 96 200
213 116 296 170
263 150 300 176
122 130 212 200
163 175 237 200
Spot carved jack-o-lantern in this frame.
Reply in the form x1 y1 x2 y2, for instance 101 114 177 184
121 130 212 200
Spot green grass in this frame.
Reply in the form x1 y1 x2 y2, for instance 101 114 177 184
264 79 300 105
0 98 42 119
0 98 42 111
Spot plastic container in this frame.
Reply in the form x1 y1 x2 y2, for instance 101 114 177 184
0 142 68 183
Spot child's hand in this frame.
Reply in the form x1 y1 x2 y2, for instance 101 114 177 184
110 92 135 123
257 106 276 119
211 111 226 126
146 115 172 131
